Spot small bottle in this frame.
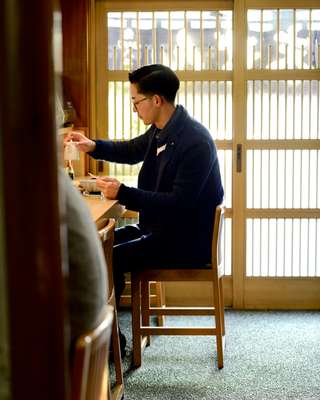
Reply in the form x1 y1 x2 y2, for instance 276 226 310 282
63 101 76 127
66 160 75 180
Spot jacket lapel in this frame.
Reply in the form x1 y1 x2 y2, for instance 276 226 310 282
154 105 189 190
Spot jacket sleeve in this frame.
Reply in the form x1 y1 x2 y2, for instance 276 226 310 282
88 128 153 165
117 139 216 212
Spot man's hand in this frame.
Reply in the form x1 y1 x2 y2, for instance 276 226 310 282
96 177 121 200
65 131 96 153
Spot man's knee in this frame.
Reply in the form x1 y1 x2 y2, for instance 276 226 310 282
114 224 141 246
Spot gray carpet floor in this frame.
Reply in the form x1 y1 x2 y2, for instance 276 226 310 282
110 310 320 400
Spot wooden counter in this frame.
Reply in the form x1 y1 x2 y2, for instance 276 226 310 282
82 195 125 223
75 176 125 223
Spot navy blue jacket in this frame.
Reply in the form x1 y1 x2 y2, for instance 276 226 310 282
90 105 224 262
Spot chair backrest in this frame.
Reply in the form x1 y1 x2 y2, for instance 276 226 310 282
97 218 116 299
71 305 113 400
211 204 225 270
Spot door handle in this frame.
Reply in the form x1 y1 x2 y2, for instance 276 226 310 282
236 144 242 173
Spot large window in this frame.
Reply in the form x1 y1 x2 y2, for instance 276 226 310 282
247 9 320 70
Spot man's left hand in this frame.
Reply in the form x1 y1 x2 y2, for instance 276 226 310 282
96 177 121 199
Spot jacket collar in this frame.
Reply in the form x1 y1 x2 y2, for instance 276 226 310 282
154 105 189 146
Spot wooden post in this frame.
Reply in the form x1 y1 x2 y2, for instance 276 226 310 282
0 0 67 398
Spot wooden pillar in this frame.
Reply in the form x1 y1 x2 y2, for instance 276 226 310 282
0 0 67 398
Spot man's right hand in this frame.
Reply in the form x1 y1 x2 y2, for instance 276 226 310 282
65 131 96 153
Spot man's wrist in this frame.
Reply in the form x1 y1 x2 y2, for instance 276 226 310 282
89 140 96 152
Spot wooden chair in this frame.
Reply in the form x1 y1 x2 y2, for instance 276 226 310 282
71 305 113 400
98 218 124 400
131 204 225 369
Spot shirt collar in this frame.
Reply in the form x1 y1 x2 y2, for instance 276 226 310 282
154 105 186 146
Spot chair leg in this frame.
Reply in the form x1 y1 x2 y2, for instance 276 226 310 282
107 375 112 400
155 282 165 326
131 276 142 367
111 307 124 387
219 278 225 336
141 280 151 346
213 278 224 369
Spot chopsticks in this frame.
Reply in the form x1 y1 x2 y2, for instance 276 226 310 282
88 172 98 179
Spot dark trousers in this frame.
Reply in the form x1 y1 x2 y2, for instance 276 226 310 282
113 224 167 305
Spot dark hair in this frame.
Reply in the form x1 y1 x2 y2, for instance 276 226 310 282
128 64 180 103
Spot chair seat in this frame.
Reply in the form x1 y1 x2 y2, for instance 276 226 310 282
134 265 224 281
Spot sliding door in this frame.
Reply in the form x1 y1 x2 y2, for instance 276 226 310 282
242 1 320 308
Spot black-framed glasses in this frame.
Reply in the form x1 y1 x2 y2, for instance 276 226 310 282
132 96 149 111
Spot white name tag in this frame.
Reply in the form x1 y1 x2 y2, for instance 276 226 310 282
156 144 166 156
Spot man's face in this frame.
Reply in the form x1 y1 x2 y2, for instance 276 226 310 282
130 83 158 125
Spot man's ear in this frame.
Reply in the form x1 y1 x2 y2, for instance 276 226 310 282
153 94 163 107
